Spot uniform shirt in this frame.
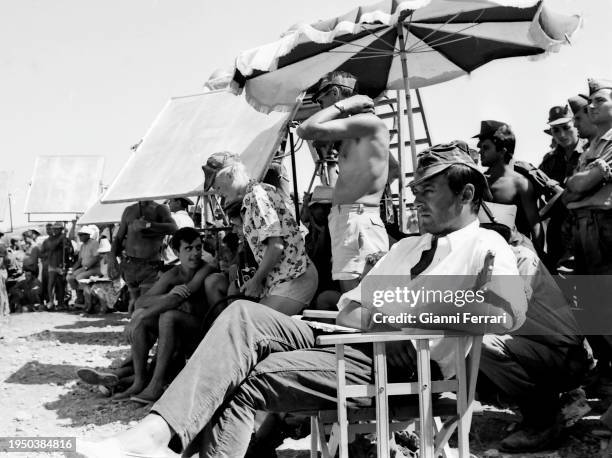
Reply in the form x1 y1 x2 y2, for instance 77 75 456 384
338 220 527 377
539 141 585 186
511 245 582 347
568 128 612 209
241 182 310 294
576 127 612 174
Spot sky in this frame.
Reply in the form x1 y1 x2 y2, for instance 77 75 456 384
1 0 611 231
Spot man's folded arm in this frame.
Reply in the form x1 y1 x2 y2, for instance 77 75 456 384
134 273 185 318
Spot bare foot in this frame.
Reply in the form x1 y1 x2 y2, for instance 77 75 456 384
78 414 175 457
112 381 145 400
131 383 165 403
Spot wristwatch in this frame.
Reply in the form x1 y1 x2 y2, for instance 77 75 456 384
334 103 347 115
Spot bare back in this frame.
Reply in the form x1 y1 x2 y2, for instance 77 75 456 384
333 115 390 206
487 170 532 236
123 202 171 260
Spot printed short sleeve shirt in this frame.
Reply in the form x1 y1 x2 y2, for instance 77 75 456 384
241 182 310 292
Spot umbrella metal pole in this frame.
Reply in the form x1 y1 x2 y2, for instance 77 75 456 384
8 193 13 233
397 21 420 233
288 129 300 219
202 181 208 227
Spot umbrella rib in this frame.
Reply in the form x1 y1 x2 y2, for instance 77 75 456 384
404 11 462 53
412 35 475 52
329 27 397 54
409 21 488 52
405 9 486 53
364 28 400 53
328 37 387 53
345 53 402 61
328 50 395 56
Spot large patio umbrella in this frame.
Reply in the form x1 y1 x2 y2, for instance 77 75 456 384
230 0 580 221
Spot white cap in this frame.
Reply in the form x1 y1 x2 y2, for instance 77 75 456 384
77 225 96 237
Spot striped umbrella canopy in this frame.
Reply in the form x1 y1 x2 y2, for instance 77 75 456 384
231 0 581 113
230 0 580 234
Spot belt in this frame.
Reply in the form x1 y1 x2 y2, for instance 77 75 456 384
123 255 162 265
333 203 380 214
572 207 609 219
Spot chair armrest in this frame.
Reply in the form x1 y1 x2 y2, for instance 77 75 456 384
302 310 339 319
316 329 471 346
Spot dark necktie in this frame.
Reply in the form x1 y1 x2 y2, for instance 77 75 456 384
410 236 438 278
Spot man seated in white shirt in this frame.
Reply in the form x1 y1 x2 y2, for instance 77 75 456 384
78 142 527 458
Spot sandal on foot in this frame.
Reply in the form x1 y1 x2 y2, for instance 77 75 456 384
76 368 119 387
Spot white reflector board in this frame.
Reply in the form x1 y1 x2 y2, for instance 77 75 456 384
24 156 104 214
77 199 133 225
102 90 294 203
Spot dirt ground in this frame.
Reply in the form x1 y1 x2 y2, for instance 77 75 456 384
0 310 609 458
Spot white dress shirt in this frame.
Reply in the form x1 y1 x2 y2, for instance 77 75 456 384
337 219 527 377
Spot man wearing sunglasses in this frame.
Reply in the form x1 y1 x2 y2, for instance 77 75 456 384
297 71 391 293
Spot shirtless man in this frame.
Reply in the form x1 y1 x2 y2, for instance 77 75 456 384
297 71 390 292
116 227 216 402
110 201 177 313
475 120 544 253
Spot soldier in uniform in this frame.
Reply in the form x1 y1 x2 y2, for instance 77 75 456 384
539 105 585 270
563 78 612 384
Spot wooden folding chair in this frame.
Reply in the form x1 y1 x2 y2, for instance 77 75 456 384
301 310 482 458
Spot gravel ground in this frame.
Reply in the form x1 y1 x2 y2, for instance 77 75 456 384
0 311 609 458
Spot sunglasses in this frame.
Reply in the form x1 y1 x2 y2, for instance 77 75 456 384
313 83 355 106
313 85 337 106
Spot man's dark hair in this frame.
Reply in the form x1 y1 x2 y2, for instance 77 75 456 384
222 232 240 253
225 201 243 219
170 227 201 251
263 161 288 190
174 198 189 210
483 125 515 163
445 165 487 213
